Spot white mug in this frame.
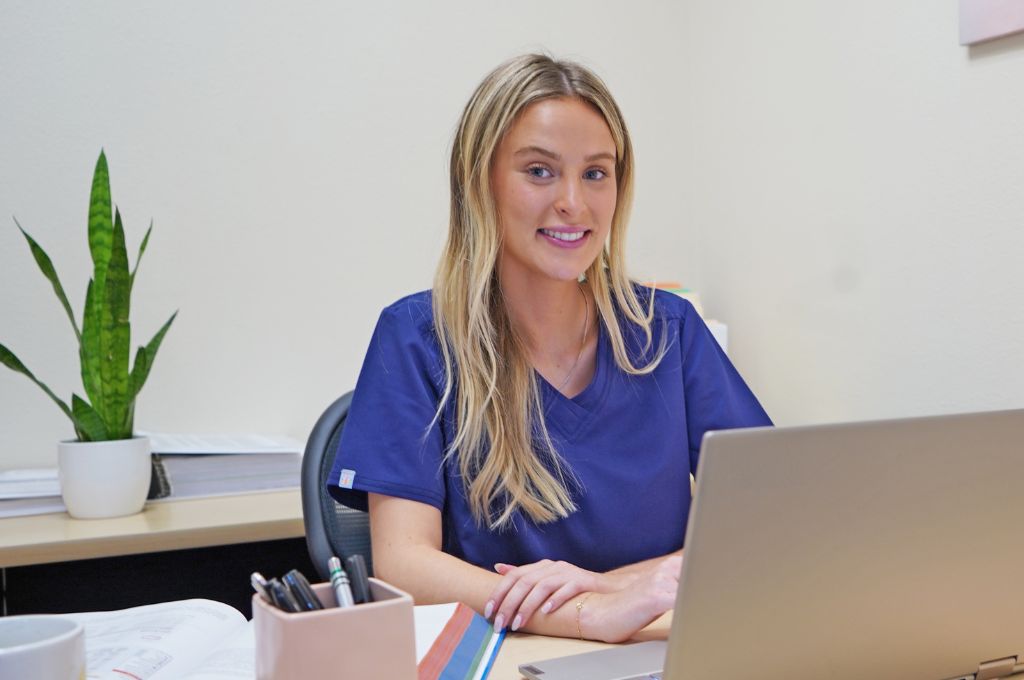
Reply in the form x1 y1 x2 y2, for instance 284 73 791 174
0 616 85 680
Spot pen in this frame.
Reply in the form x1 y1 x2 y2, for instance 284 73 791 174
268 577 303 613
329 556 356 608
250 571 273 605
345 554 373 604
283 569 323 611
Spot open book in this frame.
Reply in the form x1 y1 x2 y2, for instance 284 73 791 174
65 598 503 679
66 600 253 680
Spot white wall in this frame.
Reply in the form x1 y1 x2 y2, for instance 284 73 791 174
4 2 1022 471
673 1 1024 426
0 1 692 469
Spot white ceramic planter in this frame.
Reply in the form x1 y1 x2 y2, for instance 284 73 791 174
58 436 152 519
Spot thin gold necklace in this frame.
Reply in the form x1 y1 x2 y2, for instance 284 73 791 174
555 283 589 394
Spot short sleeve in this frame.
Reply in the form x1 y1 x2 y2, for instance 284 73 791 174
327 298 447 512
679 301 772 476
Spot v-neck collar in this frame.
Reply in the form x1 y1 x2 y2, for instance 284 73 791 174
537 321 610 441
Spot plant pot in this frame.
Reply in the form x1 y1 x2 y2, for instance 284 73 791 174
57 436 152 519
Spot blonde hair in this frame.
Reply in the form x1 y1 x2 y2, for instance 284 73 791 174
432 54 666 530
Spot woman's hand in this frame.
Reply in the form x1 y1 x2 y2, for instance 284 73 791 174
485 559 626 632
579 554 682 643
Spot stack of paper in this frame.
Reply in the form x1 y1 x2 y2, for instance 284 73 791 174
0 468 64 518
147 433 304 500
0 434 305 518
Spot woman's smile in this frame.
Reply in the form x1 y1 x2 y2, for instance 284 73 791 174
538 226 591 248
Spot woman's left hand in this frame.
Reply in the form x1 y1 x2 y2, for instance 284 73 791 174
485 559 625 632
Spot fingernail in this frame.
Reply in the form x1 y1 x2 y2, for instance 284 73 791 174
484 601 493 618
494 613 505 631
511 614 522 631
494 563 505 571
541 601 552 614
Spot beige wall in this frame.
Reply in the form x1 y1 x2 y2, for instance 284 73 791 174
674 1 1024 425
0 2 691 469
2 2 1022 470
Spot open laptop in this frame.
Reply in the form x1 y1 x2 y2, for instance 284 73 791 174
519 409 1024 680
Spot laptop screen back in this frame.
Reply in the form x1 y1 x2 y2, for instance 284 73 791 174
665 409 1024 680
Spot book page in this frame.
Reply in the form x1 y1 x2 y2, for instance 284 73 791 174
180 620 256 680
66 599 247 680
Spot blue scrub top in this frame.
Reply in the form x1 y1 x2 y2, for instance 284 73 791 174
328 288 771 572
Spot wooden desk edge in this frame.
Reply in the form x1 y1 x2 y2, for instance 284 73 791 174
0 490 305 568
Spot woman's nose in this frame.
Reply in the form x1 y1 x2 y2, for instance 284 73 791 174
553 177 583 217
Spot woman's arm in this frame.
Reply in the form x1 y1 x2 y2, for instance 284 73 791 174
604 549 683 587
369 493 674 642
369 493 496 607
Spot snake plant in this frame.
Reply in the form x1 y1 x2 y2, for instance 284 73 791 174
0 151 176 441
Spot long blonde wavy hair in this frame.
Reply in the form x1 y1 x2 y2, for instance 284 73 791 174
432 54 666 530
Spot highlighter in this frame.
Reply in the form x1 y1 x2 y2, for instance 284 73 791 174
328 556 355 608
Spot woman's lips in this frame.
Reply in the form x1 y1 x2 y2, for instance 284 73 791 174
538 228 590 248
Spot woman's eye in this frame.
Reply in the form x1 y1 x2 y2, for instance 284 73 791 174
527 165 553 179
584 168 608 181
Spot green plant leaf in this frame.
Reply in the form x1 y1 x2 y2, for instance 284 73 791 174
99 208 132 435
122 400 136 438
14 217 81 343
79 278 104 413
129 311 177 402
71 394 108 441
88 151 114 288
129 220 152 294
0 342 75 424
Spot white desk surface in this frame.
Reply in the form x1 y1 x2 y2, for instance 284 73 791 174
0 489 304 568
491 613 672 679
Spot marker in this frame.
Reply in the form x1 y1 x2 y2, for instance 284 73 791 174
250 571 273 605
346 554 373 604
329 556 355 608
283 569 323 611
267 577 302 613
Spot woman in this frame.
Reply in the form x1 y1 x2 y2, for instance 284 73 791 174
328 54 771 643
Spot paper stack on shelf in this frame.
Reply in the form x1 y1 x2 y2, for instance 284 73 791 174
0 434 304 518
146 433 304 501
0 468 64 518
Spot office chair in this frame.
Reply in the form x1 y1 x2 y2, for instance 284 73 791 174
300 391 373 581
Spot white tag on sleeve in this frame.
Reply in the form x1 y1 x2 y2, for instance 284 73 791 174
338 468 356 489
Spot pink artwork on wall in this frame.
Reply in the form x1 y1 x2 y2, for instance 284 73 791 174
960 0 1024 45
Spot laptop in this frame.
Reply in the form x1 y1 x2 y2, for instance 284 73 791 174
520 409 1024 680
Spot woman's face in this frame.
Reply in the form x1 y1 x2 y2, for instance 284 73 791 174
491 97 617 286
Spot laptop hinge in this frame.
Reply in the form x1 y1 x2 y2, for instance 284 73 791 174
975 656 1018 680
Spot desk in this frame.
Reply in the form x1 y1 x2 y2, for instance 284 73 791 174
0 490 309 616
3 492 659 679
0 489 304 568
490 613 673 679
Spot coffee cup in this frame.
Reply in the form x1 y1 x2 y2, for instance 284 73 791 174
0 615 85 679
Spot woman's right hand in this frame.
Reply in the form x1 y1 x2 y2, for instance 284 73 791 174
577 554 682 643
486 559 626 633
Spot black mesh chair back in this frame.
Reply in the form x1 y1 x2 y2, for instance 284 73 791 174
300 391 373 581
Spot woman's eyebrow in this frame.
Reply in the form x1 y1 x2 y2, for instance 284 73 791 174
513 146 615 163
514 145 560 160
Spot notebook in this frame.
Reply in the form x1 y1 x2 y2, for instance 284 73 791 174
521 408 1024 680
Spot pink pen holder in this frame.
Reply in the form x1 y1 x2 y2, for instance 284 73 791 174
252 578 416 680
